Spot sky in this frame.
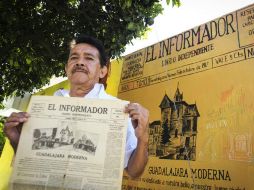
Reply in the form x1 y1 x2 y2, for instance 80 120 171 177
123 0 254 55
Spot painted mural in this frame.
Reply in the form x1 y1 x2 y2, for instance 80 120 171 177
118 4 254 190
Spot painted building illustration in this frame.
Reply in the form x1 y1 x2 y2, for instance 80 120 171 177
227 133 253 162
149 85 200 161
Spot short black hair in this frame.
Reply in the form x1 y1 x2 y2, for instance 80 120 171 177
70 34 107 67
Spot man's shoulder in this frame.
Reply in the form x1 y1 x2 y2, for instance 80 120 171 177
99 90 120 101
54 89 69 97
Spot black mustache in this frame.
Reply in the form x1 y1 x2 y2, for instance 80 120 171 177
72 66 89 74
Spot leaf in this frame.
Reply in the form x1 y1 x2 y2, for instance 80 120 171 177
26 58 32 65
14 61 19 68
167 0 181 7
0 116 6 156
123 0 132 8
9 59 14 66
166 0 171 5
127 22 135 31
172 0 181 7
126 0 132 8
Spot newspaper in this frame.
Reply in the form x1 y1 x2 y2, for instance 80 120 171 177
10 95 129 190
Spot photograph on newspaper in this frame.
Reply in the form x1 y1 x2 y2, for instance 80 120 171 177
10 95 129 190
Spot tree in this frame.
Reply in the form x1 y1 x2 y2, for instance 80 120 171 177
0 103 6 156
0 116 6 156
0 0 180 103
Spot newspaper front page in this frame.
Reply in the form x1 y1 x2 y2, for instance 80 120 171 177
10 96 129 190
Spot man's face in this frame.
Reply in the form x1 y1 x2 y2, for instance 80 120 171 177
65 43 107 86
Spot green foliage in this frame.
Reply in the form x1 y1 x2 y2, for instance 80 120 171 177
0 103 4 110
0 0 181 103
0 102 6 156
166 0 181 6
0 111 6 156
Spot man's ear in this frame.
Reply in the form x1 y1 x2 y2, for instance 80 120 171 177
65 64 68 73
64 64 69 78
99 63 110 89
99 65 108 79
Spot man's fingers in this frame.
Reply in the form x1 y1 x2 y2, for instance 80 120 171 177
6 116 28 123
124 103 140 112
126 103 149 121
9 112 30 118
129 113 140 121
128 109 139 117
4 122 20 129
4 112 29 134
2 112 28 152
6 112 29 123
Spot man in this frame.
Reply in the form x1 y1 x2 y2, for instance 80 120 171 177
4 34 149 178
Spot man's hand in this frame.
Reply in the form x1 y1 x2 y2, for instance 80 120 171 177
124 103 149 142
4 112 30 152
124 103 149 178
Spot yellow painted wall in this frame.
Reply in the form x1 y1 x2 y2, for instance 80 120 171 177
0 139 14 190
106 59 123 96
